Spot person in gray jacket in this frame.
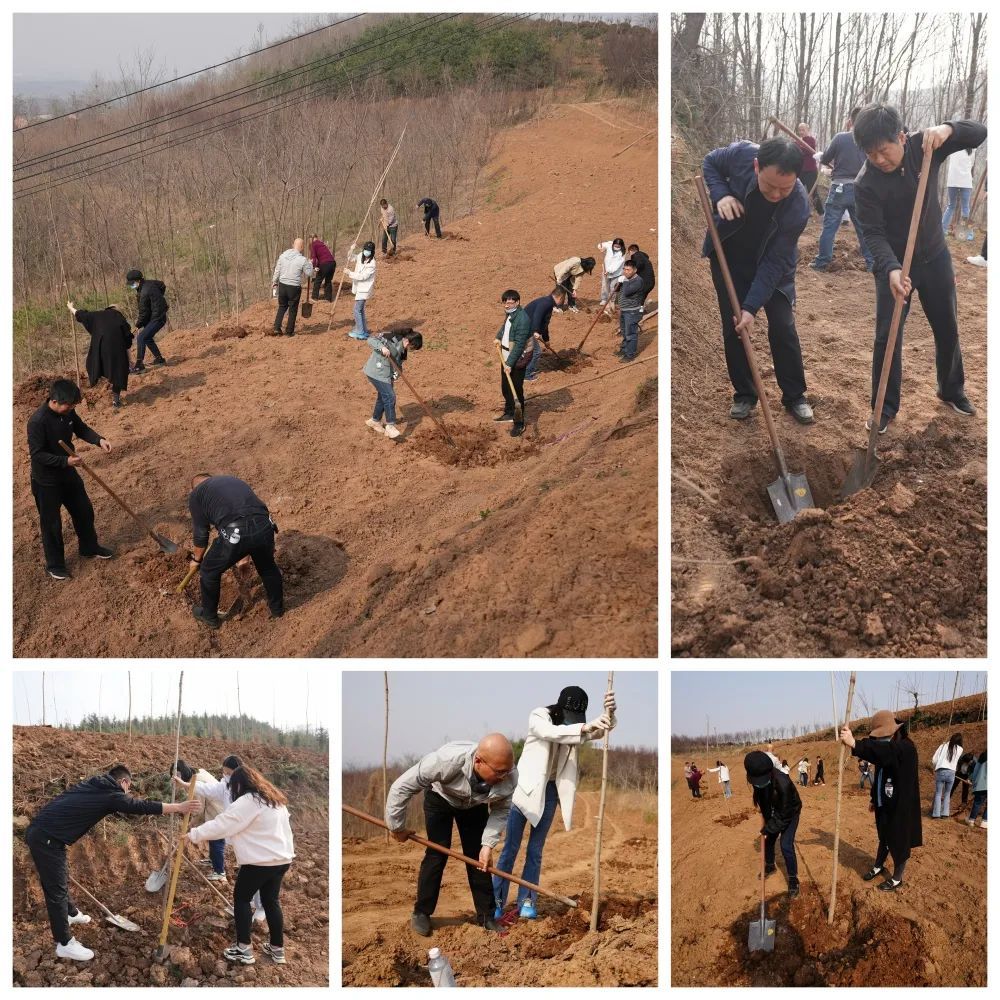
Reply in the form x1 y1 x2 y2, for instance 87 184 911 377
362 328 422 440
271 238 314 336
385 734 517 936
616 258 645 361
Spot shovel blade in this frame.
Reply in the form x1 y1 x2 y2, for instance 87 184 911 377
766 472 815 524
154 533 180 555
106 913 141 933
839 449 880 499
145 869 167 893
748 916 776 952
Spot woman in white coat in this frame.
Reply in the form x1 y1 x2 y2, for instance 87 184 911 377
492 685 616 921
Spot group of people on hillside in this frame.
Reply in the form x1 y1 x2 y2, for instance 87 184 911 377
930 731 988 828
25 753 295 966
702 102 986 432
382 682 617 936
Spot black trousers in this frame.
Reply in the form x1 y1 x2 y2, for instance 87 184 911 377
274 283 302 334
800 171 824 214
199 516 283 618
709 253 807 406
500 366 526 419
423 211 442 238
26 825 80 945
234 862 290 947
870 247 965 419
312 262 335 302
31 474 100 571
416 790 493 919
873 808 909 879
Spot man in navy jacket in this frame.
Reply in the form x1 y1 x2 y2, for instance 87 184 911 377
702 136 813 423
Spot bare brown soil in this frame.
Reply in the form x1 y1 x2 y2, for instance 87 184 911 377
672 710 987 986
342 789 657 986
671 136 986 657
12 726 328 987
13 102 657 658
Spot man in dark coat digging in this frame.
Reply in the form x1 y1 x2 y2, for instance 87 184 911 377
67 300 132 408
125 268 169 373
841 709 922 892
745 749 802 898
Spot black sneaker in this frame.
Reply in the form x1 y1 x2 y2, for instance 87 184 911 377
788 879 800 899
937 393 976 417
865 412 892 434
150 357 167 367
270 607 285 620
410 911 432 936
510 424 525 438
730 399 757 420
787 399 815 424
877 877 902 892
480 914 501 932
493 413 514 424
129 363 147 375
193 606 222 629
82 545 114 560
112 396 122 409
286 331 295 337
619 354 636 363
862 866 884 882
47 566 72 581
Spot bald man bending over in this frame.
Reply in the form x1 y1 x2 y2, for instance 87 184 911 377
271 236 314 336
385 733 517 936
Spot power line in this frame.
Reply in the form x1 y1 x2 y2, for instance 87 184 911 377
15 13 529 201
14 14 366 131
15 13 453 173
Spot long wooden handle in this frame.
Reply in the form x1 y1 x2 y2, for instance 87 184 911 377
342 804 579 909
590 670 615 931
67 873 116 919
970 165 987 217
495 341 523 420
693 174 790 482
768 116 815 156
575 293 616 354
157 775 198 951
386 355 457 448
828 672 857 924
177 564 198 594
152 826 230 909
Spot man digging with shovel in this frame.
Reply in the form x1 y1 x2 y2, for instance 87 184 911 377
25 764 200 962
494 289 532 437
744 749 803 900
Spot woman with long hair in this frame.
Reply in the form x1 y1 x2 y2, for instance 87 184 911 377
931 732 964 818
187 765 295 965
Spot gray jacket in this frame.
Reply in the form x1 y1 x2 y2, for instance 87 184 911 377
363 335 406 384
385 741 517 848
272 248 314 286
618 273 645 312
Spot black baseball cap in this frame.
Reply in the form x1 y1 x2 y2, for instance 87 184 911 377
557 686 589 724
745 750 774 788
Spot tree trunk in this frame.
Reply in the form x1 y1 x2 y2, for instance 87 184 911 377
829 14 842 138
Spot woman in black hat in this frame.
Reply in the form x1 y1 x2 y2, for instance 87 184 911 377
492 685 616 923
840 709 922 891
744 749 802 898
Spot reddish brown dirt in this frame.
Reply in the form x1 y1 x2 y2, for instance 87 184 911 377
670 136 986 657
342 789 657 986
13 102 657 658
12 726 328 987
672 709 987 986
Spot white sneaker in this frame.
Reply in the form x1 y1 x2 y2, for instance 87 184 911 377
68 911 92 926
207 871 228 882
979 820 988 829
384 424 401 440
56 937 94 962
967 255 987 267
365 418 384 434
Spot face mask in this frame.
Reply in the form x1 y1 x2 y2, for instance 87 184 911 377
504 305 517 314
130 282 139 290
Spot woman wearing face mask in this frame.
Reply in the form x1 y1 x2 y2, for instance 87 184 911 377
345 241 378 341
840 710 922 892
597 238 627 306
362 327 423 440
492 685 616 923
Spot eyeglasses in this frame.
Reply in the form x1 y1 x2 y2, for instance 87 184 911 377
479 758 512 779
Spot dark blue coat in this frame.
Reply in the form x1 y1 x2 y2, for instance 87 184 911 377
701 141 809 314
524 294 557 342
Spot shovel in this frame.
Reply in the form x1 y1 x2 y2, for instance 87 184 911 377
840 146 932 498
301 241 313 318
67 874 141 932
58 441 179 553
694 175 814 523
748 838 776 952
495 342 524 428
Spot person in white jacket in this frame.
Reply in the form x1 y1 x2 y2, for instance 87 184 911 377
598 238 626 306
492 685 616 922
942 149 975 237
707 760 732 798
344 241 377 341
931 732 964 819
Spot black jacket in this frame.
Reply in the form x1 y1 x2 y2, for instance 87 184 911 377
855 120 987 278
30 774 163 845
189 475 271 548
853 734 922 861
27 402 103 487
77 307 133 392
630 250 656 301
753 768 802 836
417 198 439 217
524 294 557 343
136 279 169 327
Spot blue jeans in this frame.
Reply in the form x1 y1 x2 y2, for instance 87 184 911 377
525 340 542 377
932 769 956 817
367 375 397 425
209 838 226 875
942 187 972 231
135 316 167 363
970 791 987 822
620 310 640 359
764 812 799 878
493 780 559 910
813 183 873 269
723 780 732 798
352 298 369 337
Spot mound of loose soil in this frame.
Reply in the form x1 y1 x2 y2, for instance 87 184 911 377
670 134 986 657
13 100 657 658
12 726 329 987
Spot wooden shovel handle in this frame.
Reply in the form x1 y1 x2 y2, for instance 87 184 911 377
157 775 198 951
385 355 457 449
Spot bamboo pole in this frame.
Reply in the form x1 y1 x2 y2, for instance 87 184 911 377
830 673 838 741
383 672 389 847
156 775 198 957
948 671 960 728
590 670 615 932
828 671 857 925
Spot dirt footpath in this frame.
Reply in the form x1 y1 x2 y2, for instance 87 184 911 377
342 790 657 986
671 136 986 657
13 101 657 659
671 714 987 986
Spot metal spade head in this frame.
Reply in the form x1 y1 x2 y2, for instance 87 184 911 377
145 867 168 893
766 472 815 524
839 448 880 499
154 533 180 555
106 912 141 932
748 914 776 952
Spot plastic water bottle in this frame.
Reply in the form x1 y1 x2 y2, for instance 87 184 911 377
427 948 457 988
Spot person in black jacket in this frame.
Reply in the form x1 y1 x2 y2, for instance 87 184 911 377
853 104 986 433
417 197 442 238
26 379 114 580
67 300 132 408
745 749 802 898
841 709 922 892
25 764 200 961
187 474 284 629
626 244 656 303
125 268 169 374
522 287 568 380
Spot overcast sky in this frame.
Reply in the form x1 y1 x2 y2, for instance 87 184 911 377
343 671 658 768
13 669 331 730
671 671 988 738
